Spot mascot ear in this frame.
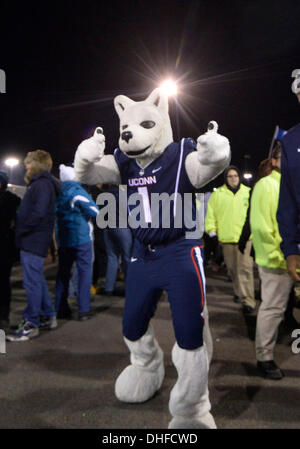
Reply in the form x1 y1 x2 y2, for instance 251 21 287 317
146 88 169 115
114 95 135 117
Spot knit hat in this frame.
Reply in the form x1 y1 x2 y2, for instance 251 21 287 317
0 171 9 190
59 164 76 182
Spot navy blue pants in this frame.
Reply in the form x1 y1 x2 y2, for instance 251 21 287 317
21 250 55 327
55 242 93 315
123 238 206 350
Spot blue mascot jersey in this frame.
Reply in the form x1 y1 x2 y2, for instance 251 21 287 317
114 138 197 245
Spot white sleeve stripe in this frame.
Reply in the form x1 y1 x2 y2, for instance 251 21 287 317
90 206 99 214
71 195 90 208
173 138 185 217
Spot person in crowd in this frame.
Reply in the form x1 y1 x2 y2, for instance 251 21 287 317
239 149 299 330
55 164 99 320
203 191 223 271
277 69 300 282
238 158 273 256
0 171 21 332
256 158 273 181
293 283 300 309
68 263 79 299
205 165 256 313
88 184 107 294
102 185 133 296
49 233 57 263
250 142 293 379
283 286 300 331
7 150 59 341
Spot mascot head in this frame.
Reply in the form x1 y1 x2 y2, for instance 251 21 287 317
114 88 173 161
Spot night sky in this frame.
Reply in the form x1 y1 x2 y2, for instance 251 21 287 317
0 0 299 187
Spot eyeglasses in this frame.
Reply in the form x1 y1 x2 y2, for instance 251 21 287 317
227 174 239 178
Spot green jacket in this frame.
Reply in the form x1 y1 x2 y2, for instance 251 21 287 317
250 170 286 270
205 183 251 243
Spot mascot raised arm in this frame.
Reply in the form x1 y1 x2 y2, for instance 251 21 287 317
74 88 230 429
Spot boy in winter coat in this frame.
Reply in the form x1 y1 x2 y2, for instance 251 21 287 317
7 150 59 341
55 164 99 320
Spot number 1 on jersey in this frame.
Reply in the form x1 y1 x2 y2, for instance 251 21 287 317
138 186 152 223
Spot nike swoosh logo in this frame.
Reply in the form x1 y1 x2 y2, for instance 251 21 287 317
152 167 162 174
131 257 138 262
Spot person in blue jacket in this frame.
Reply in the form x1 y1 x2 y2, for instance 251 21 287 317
7 150 60 342
277 69 300 282
55 164 99 321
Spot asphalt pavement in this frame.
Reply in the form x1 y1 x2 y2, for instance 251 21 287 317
1 260 299 429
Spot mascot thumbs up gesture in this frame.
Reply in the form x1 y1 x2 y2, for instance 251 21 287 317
74 87 230 429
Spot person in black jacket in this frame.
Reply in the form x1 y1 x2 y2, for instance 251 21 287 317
0 171 20 332
7 150 60 341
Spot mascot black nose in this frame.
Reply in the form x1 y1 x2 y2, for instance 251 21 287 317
121 131 133 143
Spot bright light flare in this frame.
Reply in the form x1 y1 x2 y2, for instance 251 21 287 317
243 172 253 180
5 158 19 168
159 79 178 97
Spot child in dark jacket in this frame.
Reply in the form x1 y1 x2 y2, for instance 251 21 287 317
8 150 60 341
55 164 99 321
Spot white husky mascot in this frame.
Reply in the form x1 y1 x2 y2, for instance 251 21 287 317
74 88 230 428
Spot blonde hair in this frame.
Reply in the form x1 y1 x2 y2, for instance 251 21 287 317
24 149 53 184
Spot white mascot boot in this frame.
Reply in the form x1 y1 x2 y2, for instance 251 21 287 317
168 343 217 429
115 326 165 403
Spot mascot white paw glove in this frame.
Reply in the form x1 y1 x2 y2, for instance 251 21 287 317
77 127 106 163
197 121 230 165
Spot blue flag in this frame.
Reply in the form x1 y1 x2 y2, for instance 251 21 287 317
268 125 287 157
275 127 287 141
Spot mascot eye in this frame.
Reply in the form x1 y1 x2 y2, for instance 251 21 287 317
122 125 128 130
140 121 155 129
